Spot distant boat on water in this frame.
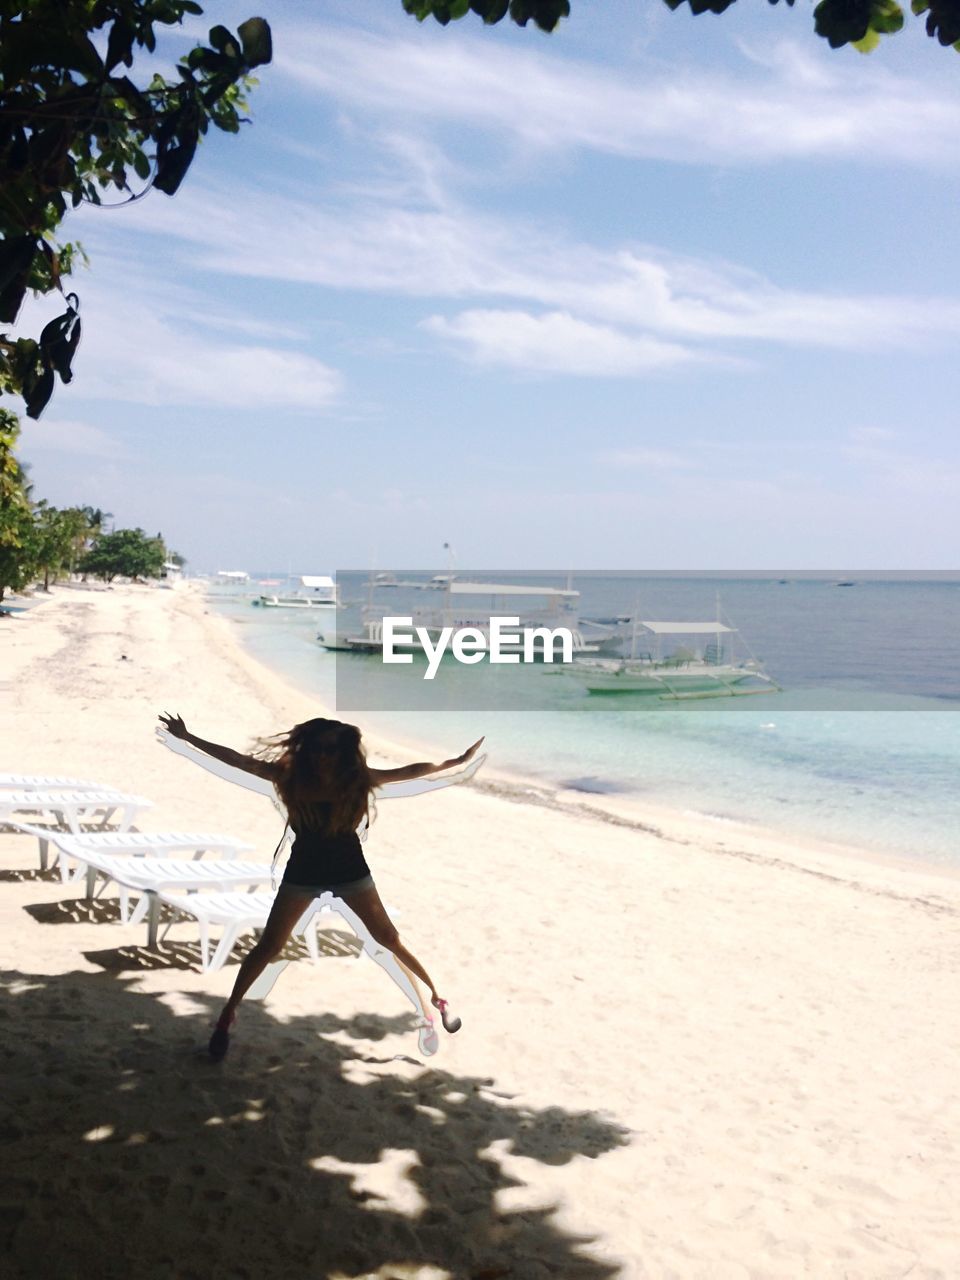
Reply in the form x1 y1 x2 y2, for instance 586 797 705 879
562 603 780 700
317 578 597 657
254 575 338 609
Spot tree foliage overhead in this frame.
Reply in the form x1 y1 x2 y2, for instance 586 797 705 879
0 1 272 419
402 0 960 52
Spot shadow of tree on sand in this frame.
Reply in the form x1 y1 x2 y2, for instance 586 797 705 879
0 969 630 1280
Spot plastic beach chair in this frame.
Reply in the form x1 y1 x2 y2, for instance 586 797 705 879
0 774 104 791
0 790 152 853
154 889 321 973
8 822 255 884
74 852 274 947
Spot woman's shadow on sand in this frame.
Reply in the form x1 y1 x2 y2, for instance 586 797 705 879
0 967 630 1280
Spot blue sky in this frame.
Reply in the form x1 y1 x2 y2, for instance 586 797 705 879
17 0 960 569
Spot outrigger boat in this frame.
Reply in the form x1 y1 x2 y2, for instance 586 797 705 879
562 607 780 700
254 575 339 609
317 579 599 658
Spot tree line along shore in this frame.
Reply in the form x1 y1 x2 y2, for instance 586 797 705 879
0 408 183 608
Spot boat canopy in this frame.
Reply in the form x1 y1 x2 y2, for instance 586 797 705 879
301 575 335 588
639 621 735 634
449 582 579 598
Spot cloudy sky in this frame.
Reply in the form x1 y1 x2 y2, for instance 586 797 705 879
17 0 960 570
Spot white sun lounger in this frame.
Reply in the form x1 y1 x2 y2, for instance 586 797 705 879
0 773 103 791
8 823 255 884
153 887 410 977
0 789 152 846
79 854 274 947
156 889 323 972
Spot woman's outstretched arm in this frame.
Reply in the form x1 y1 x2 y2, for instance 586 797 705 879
368 737 484 786
157 713 277 780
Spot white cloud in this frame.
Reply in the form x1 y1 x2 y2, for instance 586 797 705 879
277 27 960 167
14 263 342 411
79 335 341 410
422 308 698 375
105 182 960 366
19 418 126 459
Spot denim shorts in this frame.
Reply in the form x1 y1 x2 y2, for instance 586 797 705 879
277 873 375 900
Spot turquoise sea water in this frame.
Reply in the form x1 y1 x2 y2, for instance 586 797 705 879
208 574 960 870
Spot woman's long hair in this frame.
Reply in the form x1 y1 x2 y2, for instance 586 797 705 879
254 718 373 833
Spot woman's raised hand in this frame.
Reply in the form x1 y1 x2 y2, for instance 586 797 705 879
451 737 484 766
158 712 189 740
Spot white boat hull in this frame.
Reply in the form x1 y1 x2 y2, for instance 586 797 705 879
565 660 779 698
256 595 337 609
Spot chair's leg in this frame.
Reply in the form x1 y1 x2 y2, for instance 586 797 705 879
198 917 210 969
118 885 131 923
206 925 240 973
37 836 49 872
85 865 97 899
129 893 150 926
146 895 161 951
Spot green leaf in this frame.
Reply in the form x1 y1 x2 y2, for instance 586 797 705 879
153 117 200 195
24 364 55 420
209 25 240 58
105 20 135 72
42 306 82 385
853 27 882 49
237 17 273 68
871 0 904 33
111 76 149 115
0 238 36 324
0 237 36 295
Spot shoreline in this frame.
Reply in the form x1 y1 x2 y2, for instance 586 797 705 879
4 581 960 1278
209 581 960 895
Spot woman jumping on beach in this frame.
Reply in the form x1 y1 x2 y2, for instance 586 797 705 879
157 713 483 1060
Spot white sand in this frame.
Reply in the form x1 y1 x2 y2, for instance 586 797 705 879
2 582 959 1279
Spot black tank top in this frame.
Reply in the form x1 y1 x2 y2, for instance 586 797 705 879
281 803 370 887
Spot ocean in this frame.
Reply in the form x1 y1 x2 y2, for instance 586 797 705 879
207 573 960 870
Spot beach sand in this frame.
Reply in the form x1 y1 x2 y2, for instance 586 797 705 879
2 582 959 1279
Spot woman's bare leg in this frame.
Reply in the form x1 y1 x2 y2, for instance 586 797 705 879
393 956 431 1020
218 889 314 1024
342 884 460 1030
